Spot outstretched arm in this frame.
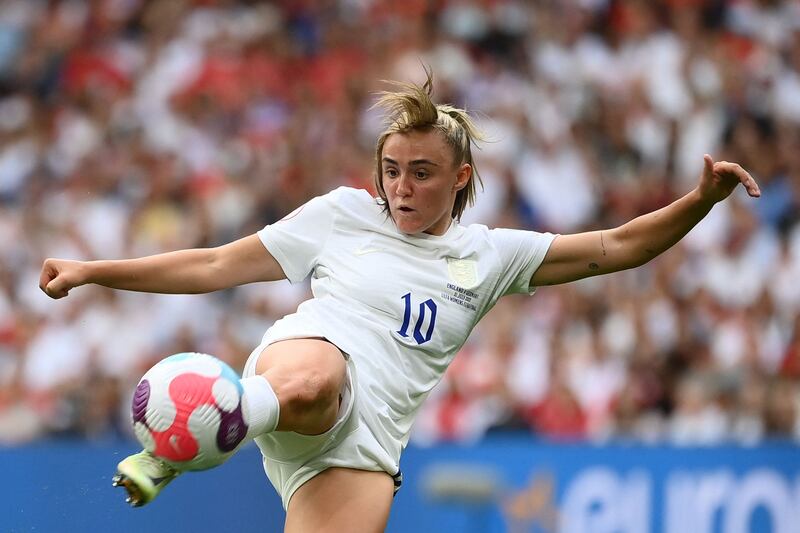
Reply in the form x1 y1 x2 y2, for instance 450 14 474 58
531 155 761 286
40 234 286 299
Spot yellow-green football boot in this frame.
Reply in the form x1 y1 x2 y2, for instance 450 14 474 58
112 451 180 507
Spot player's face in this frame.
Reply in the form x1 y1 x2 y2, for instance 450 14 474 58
381 130 471 235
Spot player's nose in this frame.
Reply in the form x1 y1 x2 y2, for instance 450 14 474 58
396 173 412 196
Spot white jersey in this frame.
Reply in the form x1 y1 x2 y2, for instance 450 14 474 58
257 187 555 461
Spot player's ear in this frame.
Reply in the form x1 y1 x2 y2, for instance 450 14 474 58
453 163 471 192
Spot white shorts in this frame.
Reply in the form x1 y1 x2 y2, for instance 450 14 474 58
242 337 401 510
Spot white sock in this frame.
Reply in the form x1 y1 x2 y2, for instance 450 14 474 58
241 375 280 438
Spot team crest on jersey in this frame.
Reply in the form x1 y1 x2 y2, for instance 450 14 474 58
446 258 478 289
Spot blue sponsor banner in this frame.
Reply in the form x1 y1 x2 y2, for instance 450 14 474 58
391 435 800 533
1 441 283 533
2 436 798 532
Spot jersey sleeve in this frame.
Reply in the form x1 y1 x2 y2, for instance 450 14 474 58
257 190 339 283
490 228 557 296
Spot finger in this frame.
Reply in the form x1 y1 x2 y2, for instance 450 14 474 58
713 162 761 197
703 154 714 176
39 263 55 293
712 161 738 173
45 278 68 299
740 169 761 197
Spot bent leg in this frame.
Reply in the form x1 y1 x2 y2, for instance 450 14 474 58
115 343 347 507
284 468 394 533
255 338 347 435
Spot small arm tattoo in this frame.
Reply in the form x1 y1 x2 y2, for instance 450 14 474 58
600 231 607 256
589 262 600 270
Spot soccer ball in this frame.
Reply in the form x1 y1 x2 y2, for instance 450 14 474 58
130 352 249 471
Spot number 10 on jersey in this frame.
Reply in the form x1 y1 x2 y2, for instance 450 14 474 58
397 293 438 345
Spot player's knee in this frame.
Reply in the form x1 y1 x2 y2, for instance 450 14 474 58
282 366 343 413
300 369 339 408
257 339 347 423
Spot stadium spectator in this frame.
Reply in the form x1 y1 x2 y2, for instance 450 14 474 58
0 0 797 454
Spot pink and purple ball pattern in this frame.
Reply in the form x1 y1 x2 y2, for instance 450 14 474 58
131 353 248 471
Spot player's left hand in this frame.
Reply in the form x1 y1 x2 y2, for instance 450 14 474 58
697 154 761 204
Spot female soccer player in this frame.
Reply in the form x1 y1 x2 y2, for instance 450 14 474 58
39 72 760 532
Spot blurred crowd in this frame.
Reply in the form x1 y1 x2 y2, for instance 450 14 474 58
0 0 799 447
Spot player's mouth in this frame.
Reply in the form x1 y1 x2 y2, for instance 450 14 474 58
397 206 414 213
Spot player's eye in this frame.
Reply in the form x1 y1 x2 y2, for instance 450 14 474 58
415 169 429 179
384 168 399 178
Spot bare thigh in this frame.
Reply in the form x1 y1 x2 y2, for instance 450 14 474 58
284 468 394 533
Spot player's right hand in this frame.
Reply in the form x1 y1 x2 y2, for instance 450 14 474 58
39 258 87 299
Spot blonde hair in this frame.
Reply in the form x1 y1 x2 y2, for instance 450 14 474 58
372 69 484 221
